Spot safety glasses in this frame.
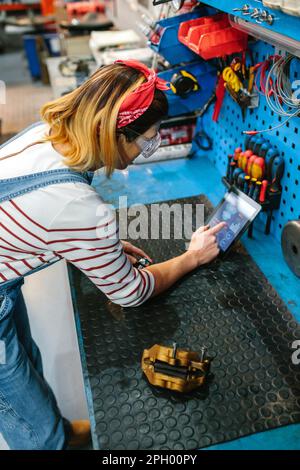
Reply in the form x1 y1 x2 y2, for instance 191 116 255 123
135 131 162 159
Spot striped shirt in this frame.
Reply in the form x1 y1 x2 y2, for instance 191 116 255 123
0 123 154 307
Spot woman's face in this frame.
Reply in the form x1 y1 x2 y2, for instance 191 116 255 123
116 124 160 170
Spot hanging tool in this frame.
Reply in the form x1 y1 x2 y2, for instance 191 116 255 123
248 177 257 198
252 136 266 156
253 181 262 201
264 148 279 181
212 74 226 122
259 180 269 203
223 66 243 93
269 156 285 193
241 149 253 171
251 156 265 180
243 175 251 193
246 154 257 176
233 167 244 185
237 172 246 189
259 141 272 158
238 151 245 169
234 147 243 164
226 155 233 179
142 343 212 392
245 133 257 150
170 69 200 97
229 161 237 184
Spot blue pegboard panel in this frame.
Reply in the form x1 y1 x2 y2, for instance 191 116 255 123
200 0 300 43
200 40 300 243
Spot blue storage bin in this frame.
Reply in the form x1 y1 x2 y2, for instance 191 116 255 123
23 33 61 80
23 34 41 80
149 7 217 65
158 61 217 116
149 10 204 65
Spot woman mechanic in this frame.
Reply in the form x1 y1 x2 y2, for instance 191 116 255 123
0 60 224 449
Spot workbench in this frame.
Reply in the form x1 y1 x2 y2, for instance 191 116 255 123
68 152 300 450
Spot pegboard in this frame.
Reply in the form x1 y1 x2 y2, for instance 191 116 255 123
201 40 300 243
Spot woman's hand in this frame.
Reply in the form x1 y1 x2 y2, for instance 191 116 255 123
121 240 152 265
186 222 227 268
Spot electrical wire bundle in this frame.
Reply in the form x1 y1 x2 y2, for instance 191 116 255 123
244 54 300 135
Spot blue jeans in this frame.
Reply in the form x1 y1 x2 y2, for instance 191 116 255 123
0 122 93 450
0 278 67 449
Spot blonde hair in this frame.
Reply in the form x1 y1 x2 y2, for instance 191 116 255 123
40 64 145 176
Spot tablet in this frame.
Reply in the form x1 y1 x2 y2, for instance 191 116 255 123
205 187 262 255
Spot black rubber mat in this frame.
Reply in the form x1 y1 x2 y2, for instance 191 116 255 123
69 195 300 450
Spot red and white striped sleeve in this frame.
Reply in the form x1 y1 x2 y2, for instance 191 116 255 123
46 190 155 307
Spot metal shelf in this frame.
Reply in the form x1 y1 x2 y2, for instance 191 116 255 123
0 3 40 12
201 0 300 44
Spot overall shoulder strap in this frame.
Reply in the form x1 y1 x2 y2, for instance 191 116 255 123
0 168 93 204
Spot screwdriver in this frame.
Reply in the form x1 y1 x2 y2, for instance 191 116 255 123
251 156 265 180
234 147 243 163
245 134 258 151
238 151 245 169
243 175 251 193
241 149 253 171
252 136 266 156
233 167 244 185
237 172 246 189
253 181 262 201
226 155 233 180
265 148 279 181
269 156 284 193
229 161 237 184
245 134 254 150
259 141 272 159
259 180 268 203
246 154 258 176
248 177 257 198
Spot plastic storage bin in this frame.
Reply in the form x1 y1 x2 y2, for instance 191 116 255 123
178 13 225 46
23 35 41 80
149 9 211 65
158 61 217 117
178 13 248 60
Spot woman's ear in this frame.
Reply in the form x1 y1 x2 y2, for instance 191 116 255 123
117 132 127 146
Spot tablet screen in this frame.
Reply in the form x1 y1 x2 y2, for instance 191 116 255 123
207 190 261 252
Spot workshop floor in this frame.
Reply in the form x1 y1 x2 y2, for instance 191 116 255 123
0 51 52 138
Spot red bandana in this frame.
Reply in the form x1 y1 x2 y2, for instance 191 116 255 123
115 59 170 128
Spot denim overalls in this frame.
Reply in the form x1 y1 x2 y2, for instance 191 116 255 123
0 122 93 449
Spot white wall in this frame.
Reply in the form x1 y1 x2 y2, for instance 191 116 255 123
0 260 89 449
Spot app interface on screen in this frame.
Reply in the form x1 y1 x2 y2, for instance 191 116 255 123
209 192 258 252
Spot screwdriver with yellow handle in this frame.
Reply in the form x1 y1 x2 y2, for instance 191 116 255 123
241 149 253 172
246 154 258 176
250 156 265 181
